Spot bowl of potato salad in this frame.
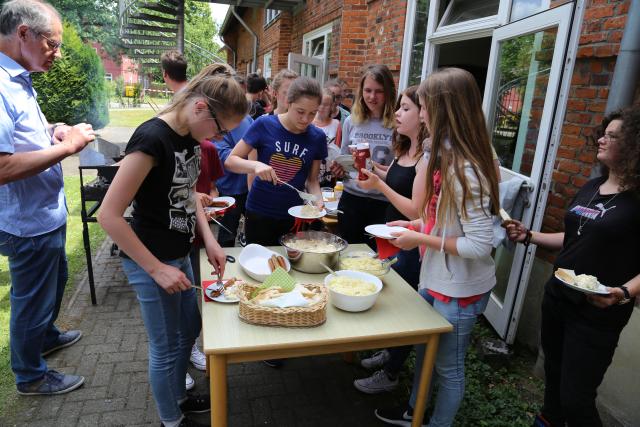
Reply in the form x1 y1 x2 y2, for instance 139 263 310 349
339 251 391 277
324 270 383 312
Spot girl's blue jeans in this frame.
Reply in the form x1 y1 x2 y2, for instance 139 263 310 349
409 289 490 427
121 256 201 423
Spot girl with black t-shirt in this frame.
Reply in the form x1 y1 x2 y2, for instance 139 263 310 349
351 86 427 394
506 107 640 427
225 77 327 246
98 64 248 427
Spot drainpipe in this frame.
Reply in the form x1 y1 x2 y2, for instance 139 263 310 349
231 7 258 73
222 42 236 69
605 0 640 113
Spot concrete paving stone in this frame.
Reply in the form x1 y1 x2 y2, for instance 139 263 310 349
125 382 149 409
249 397 271 423
84 344 121 355
105 327 124 344
119 334 139 352
228 412 253 427
65 386 108 402
81 398 126 415
100 409 146 425
245 382 286 400
113 361 148 373
53 404 82 426
144 401 161 424
99 351 135 364
107 373 131 398
95 311 136 320
90 363 114 387
115 297 132 312
35 395 62 419
76 353 99 377
76 413 101 426
135 340 149 361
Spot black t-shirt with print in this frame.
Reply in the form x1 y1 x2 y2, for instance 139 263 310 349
123 118 201 261
548 176 639 322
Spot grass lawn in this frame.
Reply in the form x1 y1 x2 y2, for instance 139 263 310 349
106 108 157 128
0 175 106 413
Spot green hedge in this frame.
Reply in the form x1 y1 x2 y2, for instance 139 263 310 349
32 22 109 129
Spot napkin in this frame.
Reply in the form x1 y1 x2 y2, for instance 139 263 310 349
203 280 218 302
258 289 310 308
251 267 296 298
291 217 316 232
376 237 401 259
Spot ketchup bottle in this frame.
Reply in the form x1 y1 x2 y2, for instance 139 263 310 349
355 142 371 180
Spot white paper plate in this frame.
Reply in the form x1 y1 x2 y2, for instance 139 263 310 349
288 205 327 219
335 154 357 171
205 196 236 214
554 273 610 295
365 224 407 240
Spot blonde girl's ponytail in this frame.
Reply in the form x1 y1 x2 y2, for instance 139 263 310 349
161 63 249 119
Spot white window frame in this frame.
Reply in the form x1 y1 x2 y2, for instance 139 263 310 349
264 9 280 26
263 51 273 79
302 22 332 81
104 73 113 81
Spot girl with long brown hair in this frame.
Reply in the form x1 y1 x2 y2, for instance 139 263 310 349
375 68 500 427
98 63 247 427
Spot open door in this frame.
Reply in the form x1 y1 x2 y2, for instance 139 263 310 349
288 53 324 84
482 2 574 342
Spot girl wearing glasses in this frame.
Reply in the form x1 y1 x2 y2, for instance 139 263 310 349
98 63 247 427
225 76 327 246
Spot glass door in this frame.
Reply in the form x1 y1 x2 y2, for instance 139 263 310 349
482 2 574 341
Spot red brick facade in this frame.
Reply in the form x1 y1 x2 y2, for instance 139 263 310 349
222 1 636 263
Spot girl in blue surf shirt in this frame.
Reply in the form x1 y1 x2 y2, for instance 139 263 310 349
225 77 327 246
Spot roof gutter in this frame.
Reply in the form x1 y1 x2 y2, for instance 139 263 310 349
605 0 640 113
222 42 236 69
231 7 257 73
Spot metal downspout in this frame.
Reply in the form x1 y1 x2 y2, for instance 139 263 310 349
177 0 184 53
231 7 257 73
605 0 640 113
222 42 236 68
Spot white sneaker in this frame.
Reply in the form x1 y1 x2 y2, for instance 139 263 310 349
360 349 391 369
354 369 399 394
185 372 195 391
190 344 207 371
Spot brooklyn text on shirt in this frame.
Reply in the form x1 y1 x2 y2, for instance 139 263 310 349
353 132 393 142
570 203 617 220
274 140 309 158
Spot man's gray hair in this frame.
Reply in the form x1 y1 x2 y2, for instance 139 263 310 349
0 0 59 37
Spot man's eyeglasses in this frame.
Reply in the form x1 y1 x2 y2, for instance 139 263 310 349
206 104 230 137
35 31 62 51
600 133 620 143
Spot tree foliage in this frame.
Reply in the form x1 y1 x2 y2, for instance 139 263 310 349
48 0 121 57
32 23 109 129
184 0 222 78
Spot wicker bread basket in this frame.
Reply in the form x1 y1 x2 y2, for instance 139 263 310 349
238 283 328 327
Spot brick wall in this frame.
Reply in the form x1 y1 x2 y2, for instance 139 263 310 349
537 0 628 262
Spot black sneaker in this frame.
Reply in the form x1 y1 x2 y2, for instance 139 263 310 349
375 405 426 427
17 370 84 396
180 394 211 414
42 330 82 356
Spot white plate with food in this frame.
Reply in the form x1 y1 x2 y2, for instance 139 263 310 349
238 244 291 282
335 154 357 172
204 196 236 215
205 278 245 303
288 205 327 219
365 224 407 240
554 268 610 295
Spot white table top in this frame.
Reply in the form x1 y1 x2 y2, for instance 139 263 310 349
201 245 452 355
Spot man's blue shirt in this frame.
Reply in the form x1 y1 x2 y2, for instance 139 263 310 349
0 52 66 237
213 115 253 195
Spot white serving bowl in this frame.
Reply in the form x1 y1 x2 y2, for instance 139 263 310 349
238 244 291 282
323 270 383 312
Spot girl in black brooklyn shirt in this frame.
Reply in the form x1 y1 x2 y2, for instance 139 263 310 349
98 64 247 427
506 107 640 427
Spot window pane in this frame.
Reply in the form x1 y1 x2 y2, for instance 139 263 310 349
489 27 558 176
408 0 429 86
510 0 549 22
443 0 499 25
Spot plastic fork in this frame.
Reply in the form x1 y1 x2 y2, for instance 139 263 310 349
276 178 317 203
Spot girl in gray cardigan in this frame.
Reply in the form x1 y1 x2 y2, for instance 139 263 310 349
375 67 500 427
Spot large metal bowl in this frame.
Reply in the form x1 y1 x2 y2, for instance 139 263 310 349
279 231 348 273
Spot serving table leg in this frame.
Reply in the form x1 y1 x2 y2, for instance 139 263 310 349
210 354 228 427
412 334 440 427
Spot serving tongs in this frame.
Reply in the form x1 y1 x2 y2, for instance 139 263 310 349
276 178 317 203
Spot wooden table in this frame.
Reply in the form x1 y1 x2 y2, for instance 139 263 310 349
200 244 452 427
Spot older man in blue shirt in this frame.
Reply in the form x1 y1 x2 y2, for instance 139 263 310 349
0 0 95 396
